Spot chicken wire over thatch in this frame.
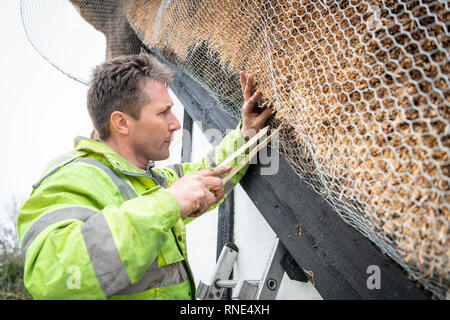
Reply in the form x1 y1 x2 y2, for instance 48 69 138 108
21 0 449 299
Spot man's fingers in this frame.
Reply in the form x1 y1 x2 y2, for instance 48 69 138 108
201 177 225 201
245 74 254 100
189 187 218 218
188 210 203 218
204 188 218 206
201 176 223 190
240 71 258 106
201 165 232 177
240 71 246 97
258 106 274 123
242 90 261 114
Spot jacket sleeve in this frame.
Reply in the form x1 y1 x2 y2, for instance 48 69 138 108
157 123 250 224
17 163 180 300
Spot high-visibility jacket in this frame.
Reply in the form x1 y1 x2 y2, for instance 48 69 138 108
17 124 249 300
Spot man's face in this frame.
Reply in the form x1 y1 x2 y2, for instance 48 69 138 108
128 79 181 162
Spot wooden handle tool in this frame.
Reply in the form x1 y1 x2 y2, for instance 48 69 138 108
221 126 280 184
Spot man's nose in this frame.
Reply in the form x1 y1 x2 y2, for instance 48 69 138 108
169 112 181 131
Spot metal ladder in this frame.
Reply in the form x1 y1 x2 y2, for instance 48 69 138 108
197 238 308 300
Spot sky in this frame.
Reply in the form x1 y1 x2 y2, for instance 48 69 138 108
0 0 185 231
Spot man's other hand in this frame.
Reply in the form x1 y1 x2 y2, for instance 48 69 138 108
167 165 232 218
240 71 273 140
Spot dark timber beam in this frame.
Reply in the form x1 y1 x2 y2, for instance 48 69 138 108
165 59 430 300
216 190 235 300
181 110 193 163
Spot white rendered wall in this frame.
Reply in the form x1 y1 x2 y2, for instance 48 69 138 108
233 184 322 300
160 91 322 299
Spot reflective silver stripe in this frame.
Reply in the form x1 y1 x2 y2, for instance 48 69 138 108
72 158 137 201
21 207 96 258
206 148 216 168
81 212 131 298
166 163 184 178
150 170 167 188
146 161 168 188
82 213 189 297
117 260 189 296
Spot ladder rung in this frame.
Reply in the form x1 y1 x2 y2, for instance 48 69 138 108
215 279 260 289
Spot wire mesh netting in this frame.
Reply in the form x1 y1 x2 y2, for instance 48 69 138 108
21 0 449 299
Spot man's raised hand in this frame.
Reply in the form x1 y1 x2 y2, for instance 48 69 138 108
240 71 273 141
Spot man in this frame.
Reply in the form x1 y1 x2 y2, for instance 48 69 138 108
17 53 272 299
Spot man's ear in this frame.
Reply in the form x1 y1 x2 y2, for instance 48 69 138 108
110 111 130 136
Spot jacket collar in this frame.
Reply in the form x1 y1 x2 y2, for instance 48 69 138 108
74 136 150 177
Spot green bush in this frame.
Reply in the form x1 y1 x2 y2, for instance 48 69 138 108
0 246 33 300
0 195 32 300
0 229 33 300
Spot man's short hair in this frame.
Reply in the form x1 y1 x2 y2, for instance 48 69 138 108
87 53 174 140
